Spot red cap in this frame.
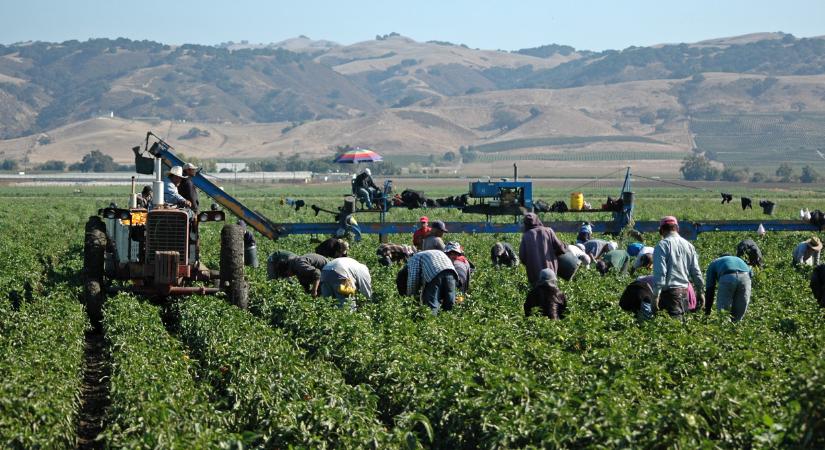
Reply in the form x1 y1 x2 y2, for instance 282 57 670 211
660 216 678 227
420 216 429 223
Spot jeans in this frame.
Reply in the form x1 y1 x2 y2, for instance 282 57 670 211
636 301 654 320
357 188 373 208
659 287 689 318
716 272 751 322
421 270 456 315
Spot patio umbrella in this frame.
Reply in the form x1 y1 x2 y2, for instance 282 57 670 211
334 148 383 164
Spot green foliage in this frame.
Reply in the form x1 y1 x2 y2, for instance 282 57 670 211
174 296 403 448
35 160 66 171
103 294 237 448
0 288 86 448
0 159 19 171
799 165 820 183
776 163 795 182
68 150 126 172
680 154 716 180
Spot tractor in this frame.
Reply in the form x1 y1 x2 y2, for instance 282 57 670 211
82 156 248 326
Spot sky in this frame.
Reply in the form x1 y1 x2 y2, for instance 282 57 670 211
1 0 823 51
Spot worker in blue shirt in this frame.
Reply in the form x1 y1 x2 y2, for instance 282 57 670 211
704 255 753 322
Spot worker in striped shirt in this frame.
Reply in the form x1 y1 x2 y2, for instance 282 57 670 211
396 250 458 314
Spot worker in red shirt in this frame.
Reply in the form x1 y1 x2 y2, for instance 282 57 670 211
412 216 431 250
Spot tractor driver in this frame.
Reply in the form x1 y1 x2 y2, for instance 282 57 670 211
164 166 193 209
180 162 200 213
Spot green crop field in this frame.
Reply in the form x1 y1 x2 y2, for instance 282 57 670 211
1 184 824 448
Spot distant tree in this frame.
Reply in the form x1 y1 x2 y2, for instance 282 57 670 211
36 160 66 171
800 165 820 183
750 172 769 183
680 154 714 181
776 163 795 182
721 166 750 182
639 112 656 125
71 150 118 172
442 151 455 162
0 159 19 171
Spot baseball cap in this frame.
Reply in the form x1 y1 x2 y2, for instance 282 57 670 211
431 220 448 232
659 216 678 227
419 216 429 223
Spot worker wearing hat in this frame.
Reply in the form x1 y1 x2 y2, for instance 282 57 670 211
163 166 192 208
353 167 379 209
651 216 705 318
444 242 473 294
421 220 448 251
175 162 199 212
792 236 822 267
412 216 431 250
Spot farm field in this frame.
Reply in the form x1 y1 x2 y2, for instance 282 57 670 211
1 184 824 448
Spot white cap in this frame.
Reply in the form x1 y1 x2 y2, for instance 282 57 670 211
166 166 187 178
364 168 371 176
607 241 618 251
183 162 198 170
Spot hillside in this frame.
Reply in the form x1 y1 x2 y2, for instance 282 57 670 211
1 33 825 176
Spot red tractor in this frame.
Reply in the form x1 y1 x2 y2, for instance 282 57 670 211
82 176 247 326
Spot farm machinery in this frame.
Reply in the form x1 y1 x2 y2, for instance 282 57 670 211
83 131 825 319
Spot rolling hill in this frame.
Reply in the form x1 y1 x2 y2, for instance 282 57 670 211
1 33 825 177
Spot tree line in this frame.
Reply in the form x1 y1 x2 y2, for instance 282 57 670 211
680 153 820 183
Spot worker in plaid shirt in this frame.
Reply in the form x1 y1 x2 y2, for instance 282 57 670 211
396 250 458 314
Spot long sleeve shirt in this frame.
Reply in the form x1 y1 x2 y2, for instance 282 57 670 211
321 257 372 299
602 250 631 274
405 250 457 296
163 177 188 206
704 256 752 313
792 242 820 266
519 227 567 284
632 246 655 269
179 178 200 212
651 232 704 299
583 239 610 259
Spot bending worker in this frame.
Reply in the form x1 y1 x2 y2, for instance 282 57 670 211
704 254 753 322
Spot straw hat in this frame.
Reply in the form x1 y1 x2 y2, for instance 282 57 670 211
166 166 187 178
807 236 822 251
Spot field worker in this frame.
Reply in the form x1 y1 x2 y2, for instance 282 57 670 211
519 213 567 285
491 242 519 267
444 242 473 293
619 277 656 320
137 185 153 208
319 257 372 310
704 255 753 322
524 268 567 319
421 220 448 251
635 275 699 315
628 243 655 275
376 243 417 266
651 216 705 318
583 239 615 261
163 166 192 208
596 249 631 276
271 252 328 296
566 243 592 269
736 239 763 268
396 250 458 314
792 237 822 267
238 220 258 268
809 264 825 307
315 237 349 259
180 162 200 212
267 250 296 280
576 222 593 244
335 213 362 242
413 216 431 250
353 167 379 208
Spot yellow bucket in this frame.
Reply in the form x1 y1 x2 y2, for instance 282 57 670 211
570 192 584 211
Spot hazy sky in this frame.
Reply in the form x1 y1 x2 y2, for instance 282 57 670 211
2 0 823 51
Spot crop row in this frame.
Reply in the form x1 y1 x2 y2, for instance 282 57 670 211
247 230 825 448
102 293 236 448
174 295 412 448
0 287 86 449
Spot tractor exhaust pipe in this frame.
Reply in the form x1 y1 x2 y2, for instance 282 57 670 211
513 163 518 181
153 157 165 206
129 176 138 208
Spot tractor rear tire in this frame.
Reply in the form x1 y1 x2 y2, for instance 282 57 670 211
84 280 104 330
220 224 248 309
83 218 107 279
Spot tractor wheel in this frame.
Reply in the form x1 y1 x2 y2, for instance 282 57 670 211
220 224 248 309
83 218 107 279
83 279 104 329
